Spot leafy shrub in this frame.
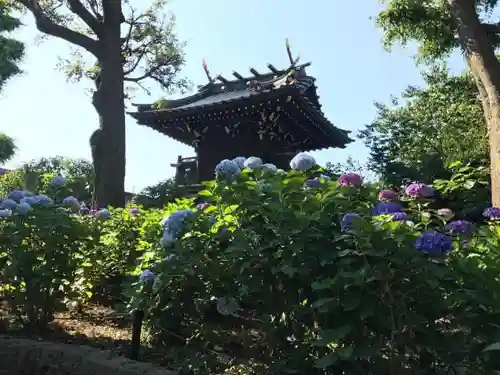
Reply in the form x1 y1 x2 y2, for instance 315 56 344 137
0 203 97 329
433 160 490 222
126 155 500 374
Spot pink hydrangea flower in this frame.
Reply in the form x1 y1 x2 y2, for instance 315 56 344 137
338 172 362 187
378 189 399 201
437 208 454 220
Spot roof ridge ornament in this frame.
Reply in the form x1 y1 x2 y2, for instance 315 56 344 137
202 58 214 84
285 38 301 68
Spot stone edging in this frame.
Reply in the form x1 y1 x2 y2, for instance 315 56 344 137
0 335 177 375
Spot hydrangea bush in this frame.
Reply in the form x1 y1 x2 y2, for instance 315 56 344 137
124 154 500 374
3 155 500 373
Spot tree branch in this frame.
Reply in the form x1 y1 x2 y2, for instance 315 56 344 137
66 0 103 36
17 0 100 57
124 62 164 84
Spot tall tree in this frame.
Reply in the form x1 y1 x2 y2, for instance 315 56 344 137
359 65 487 185
0 5 24 165
0 5 24 90
377 0 500 206
15 0 188 207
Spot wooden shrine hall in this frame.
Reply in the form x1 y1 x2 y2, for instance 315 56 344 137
128 40 353 184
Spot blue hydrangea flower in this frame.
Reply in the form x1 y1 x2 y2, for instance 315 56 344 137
79 206 90 215
161 231 176 247
391 212 408 221
290 152 316 171
340 212 361 232
35 195 53 206
415 230 452 256
261 163 278 173
16 202 32 215
51 175 67 187
0 209 12 218
8 190 25 202
306 178 321 187
62 196 79 208
232 156 247 169
96 208 110 219
162 210 195 240
139 269 155 283
444 220 475 235
215 159 241 178
372 202 404 216
244 157 263 169
1 199 17 210
483 207 500 220
20 196 38 206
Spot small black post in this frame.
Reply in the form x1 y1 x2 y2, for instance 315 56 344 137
128 309 145 360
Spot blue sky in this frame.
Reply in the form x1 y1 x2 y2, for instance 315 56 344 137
0 0 465 192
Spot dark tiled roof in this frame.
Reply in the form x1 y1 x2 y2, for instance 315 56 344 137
128 62 353 149
132 63 315 114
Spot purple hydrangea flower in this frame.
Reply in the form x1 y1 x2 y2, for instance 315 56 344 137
244 157 263 169
378 189 399 201
372 202 404 216
290 153 316 171
405 183 435 198
338 172 362 187
129 207 140 215
415 230 452 255
215 159 241 178
340 212 361 231
391 212 408 221
483 207 500 220
8 190 25 202
444 220 475 235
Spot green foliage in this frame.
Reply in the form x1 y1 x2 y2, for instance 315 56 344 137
0 132 16 164
360 65 487 185
26 156 94 201
0 6 24 91
123 167 500 374
4 160 500 373
22 0 190 97
134 178 176 208
0 168 23 196
377 0 499 61
433 160 491 222
0 206 97 329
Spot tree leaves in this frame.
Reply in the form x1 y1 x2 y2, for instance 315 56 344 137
359 64 487 185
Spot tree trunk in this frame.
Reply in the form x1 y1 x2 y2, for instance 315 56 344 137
91 4 126 208
448 0 500 206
